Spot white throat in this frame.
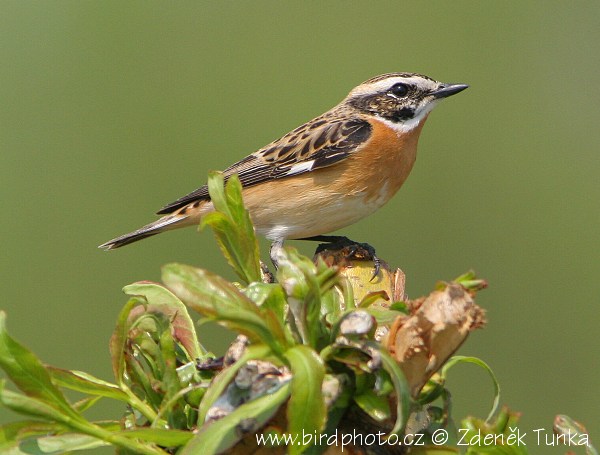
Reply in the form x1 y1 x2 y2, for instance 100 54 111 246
377 101 438 134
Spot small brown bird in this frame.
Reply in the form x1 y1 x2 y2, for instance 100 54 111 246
100 73 468 263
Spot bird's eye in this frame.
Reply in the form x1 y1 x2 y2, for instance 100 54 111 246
390 83 409 97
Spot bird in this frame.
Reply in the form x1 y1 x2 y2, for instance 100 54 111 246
99 72 468 269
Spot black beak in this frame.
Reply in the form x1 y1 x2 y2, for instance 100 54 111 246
430 83 469 99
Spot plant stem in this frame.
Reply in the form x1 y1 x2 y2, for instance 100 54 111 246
67 418 169 455
123 386 165 425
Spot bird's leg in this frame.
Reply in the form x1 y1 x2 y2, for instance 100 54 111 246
298 235 381 281
269 239 284 271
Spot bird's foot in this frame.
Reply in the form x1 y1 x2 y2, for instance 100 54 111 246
302 235 381 281
260 260 275 283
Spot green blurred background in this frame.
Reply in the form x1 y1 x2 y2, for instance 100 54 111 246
1 1 599 452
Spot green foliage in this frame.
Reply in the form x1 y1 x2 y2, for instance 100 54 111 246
161 264 290 356
441 356 500 423
181 383 290 455
285 345 326 454
196 344 272 425
460 408 529 455
201 171 262 284
0 171 590 454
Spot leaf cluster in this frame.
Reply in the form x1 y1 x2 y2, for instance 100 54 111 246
1 172 591 454
0 173 412 454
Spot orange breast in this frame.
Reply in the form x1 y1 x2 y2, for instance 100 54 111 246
343 117 427 203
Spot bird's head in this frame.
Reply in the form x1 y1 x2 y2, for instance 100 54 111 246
345 73 468 132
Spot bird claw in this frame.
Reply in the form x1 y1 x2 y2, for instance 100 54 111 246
313 236 381 281
369 252 382 282
349 242 381 282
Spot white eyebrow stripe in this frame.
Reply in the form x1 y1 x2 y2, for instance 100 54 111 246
364 77 415 92
349 76 438 97
350 77 415 96
286 160 315 175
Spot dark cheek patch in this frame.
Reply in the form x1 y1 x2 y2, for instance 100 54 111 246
349 93 417 123
395 107 415 120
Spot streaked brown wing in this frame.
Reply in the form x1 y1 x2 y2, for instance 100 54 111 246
156 117 372 214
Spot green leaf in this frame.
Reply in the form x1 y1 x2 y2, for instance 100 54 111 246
353 389 391 422
453 270 488 293
358 291 390 308
109 297 139 383
285 345 326 455
206 171 230 216
0 420 67 445
155 323 187 429
389 301 408 313
47 368 128 402
0 384 75 422
202 172 261 284
182 382 290 455
244 282 286 326
123 281 205 360
554 415 597 455
244 282 295 347
371 343 411 435
410 448 460 454
162 263 287 354
72 396 102 413
163 264 259 315
2 382 169 455
124 350 163 409
198 344 272 424
276 247 332 348
363 308 405 325
460 408 529 454
441 356 500 422
28 433 108 453
416 378 445 405
0 313 83 422
338 274 355 311
119 428 193 447
175 361 197 385
0 440 27 455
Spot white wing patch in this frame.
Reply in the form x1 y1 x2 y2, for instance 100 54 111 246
286 160 315 176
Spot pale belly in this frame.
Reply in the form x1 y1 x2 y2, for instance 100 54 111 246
241 177 395 240
253 195 380 240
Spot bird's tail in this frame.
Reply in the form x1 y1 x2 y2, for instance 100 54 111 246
98 214 191 250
